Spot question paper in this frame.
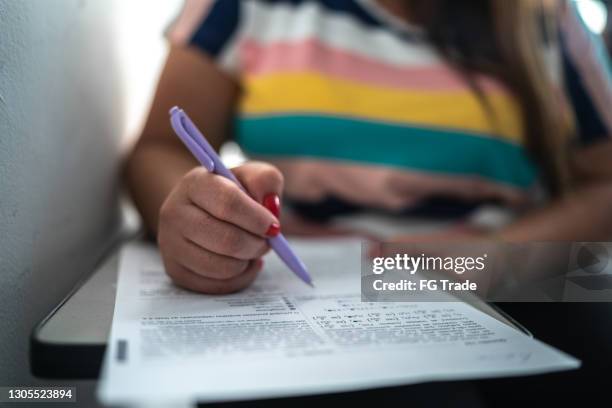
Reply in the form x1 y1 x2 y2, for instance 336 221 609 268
98 239 579 406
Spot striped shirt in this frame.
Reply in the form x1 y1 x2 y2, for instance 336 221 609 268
168 0 612 220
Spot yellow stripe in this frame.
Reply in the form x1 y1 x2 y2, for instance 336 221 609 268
240 72 525 143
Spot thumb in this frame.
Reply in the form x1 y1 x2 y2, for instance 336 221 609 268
232 161 284 211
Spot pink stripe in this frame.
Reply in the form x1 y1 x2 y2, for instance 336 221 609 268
240 38 505 93
561 5 612 134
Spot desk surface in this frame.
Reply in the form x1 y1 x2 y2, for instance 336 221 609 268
37 251 119 345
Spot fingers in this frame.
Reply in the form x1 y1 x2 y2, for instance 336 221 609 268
157 162 284 295
171 237 251 280
185 167 280 237
166 203 269 260
164 257 263 294
232 161 284 203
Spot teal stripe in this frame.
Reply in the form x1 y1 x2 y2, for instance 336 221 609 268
236 115 537 188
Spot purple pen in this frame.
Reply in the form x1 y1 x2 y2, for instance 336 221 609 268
169 106 313 287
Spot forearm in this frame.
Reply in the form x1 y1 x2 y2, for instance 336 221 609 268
498 182 612 242
125 142 197 236
123 47 239 236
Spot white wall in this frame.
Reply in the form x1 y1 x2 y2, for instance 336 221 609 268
0 0 179 405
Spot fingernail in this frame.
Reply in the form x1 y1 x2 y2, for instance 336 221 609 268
266 222 281 237
263 193 281 218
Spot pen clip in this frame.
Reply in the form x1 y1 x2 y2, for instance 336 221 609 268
169 107 215 172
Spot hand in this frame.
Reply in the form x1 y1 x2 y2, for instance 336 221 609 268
274 160 526 210
158 162 283 294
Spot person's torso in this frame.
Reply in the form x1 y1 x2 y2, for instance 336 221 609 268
231 0 538 219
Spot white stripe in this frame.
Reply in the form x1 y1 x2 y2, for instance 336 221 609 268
241 1 442 68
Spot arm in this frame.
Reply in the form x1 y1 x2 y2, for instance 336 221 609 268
498 142 612 242
382 142 612 245
125 46 283 294
125 46 240 235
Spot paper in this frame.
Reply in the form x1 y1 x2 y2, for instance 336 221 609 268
98 239 579 406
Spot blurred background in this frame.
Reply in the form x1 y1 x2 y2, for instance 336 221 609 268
0 0 609 406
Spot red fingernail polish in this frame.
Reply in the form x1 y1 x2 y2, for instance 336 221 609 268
266 222 281 237
263 193 281 218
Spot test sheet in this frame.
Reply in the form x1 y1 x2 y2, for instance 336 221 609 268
98 239 579 406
